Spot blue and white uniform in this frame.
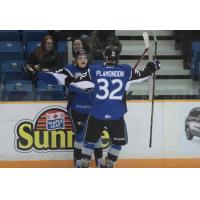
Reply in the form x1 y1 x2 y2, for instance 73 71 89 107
73 63 151 120
37 64 103 166
72 62 154 167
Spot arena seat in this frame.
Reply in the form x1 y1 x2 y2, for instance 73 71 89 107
0 60 24 73
36 80 65 101
3 80 33 101
25 41 41 58
0 31 19 41
0 41 23 61
1 71 28 85
0 59 27 84
22 30 47 43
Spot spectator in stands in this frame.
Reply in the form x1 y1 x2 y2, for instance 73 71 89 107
24 35 62 84
73 37 84 51
89 30 122 61
25 35 62 72
54 36 91 66
72 37 94 64
47 31 93 66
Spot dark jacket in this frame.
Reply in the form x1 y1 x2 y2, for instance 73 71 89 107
27 49 62 71
89 30 122 60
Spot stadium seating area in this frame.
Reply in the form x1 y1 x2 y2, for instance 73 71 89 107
0 30 69 101
0 30 199 101
116 30 198 99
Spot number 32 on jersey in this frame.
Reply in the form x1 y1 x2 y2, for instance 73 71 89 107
96 78 123 100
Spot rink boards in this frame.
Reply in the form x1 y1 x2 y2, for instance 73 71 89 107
1 100 200 167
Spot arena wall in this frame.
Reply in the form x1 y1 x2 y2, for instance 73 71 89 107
1 100 200 167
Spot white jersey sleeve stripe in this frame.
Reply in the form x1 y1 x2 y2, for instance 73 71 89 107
125 75 151 90
70 81 95 90
63 68 74 77
53 73 68 85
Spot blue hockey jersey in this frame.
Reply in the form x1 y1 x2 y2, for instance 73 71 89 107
73 63 151 120
64 64 92 114
38 64 92 114
38 63 152 119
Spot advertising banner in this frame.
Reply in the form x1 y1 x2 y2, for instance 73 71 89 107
1 101 200 164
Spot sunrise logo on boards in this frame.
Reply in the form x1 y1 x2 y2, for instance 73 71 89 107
14 106 110 152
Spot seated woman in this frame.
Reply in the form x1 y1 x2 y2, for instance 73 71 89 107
24 35 62 85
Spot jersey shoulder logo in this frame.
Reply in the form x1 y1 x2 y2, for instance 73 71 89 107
55 68 63 73
105 115 112 119
80 72 88 80
134 69 141 76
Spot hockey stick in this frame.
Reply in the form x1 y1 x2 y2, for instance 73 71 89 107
133 32 150 69
149 32 157 148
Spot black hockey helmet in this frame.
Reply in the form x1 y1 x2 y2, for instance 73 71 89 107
103 45 120 64
73 49 87 59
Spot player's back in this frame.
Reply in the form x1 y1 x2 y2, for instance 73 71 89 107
89 64 131 120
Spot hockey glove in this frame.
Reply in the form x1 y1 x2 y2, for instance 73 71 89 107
146 60 160 74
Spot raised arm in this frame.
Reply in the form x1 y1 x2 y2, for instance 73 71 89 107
37 67 75 86
129 61 160 83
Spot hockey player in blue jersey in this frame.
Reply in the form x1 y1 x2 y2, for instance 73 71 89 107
72 45 160 168
37 49 103 167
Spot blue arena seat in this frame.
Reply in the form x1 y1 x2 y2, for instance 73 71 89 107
1 71 28 84
0 41 23 61
3 80 33 101
0 60 24 73
36 80 65 101
23 30 48 45
57 41 68 53
0 60 26 83
25 41 41 57
0 30 19 41
191 41 200 80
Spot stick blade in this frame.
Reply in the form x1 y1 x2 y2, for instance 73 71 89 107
143 32 150 49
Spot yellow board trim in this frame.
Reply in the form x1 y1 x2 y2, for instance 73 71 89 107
1 99 200 104
1 159 200 168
